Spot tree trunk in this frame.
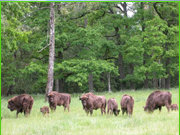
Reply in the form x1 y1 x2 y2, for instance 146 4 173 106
165 74 171 89
129 64 135 90
6 85 14 96
152 78 158 89
59 79 64 92
57 50 64 93
165 56 171 89
144 75 149 89
161 78 165 89
118 53 126 90
88 74 94 92
45 2 55 101
55 79 59 92
107 73 112 92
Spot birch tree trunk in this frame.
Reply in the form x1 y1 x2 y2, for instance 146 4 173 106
107 73 112 92
45 2 55 101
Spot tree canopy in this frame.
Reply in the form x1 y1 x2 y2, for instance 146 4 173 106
1 2 179 95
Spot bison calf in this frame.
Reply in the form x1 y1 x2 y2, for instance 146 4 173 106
107 98 120 116
120 94 134 117
7 94 34 118
170 104 178 111
40 106 49 117
143 91 172 113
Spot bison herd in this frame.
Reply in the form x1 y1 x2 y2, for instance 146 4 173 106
7 90 178 118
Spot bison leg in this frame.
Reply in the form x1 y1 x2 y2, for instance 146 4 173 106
107 108 110 115
16 110 20 118
101 108 103 115
122 109 125 115
67 105 70 112
63 106 66 111
111 109 113 115
165 102 170 112
104 107 106 115
90 109 93 116
159 106 162 113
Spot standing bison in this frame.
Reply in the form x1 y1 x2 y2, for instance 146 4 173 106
120 94 134 116
7 94 34 118
107 98 120 116
47 91 71 112
143 91 172 113
79 93 106 116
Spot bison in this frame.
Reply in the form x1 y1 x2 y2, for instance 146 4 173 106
47 91 71 112
107 98 120 116
170 104 178 111
40 106 49 117
143 91 172 113
7 94 34 118
120 94 134 116
79 93 106 116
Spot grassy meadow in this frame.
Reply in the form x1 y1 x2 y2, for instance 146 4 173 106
1 89 179 135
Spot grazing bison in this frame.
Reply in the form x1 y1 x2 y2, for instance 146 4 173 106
7 94 34 118
107 98 120 116
120 94 134 116
47 92 71 112
79 93 106 116
40 106 49 117
170 104 178 111
143 91 172 113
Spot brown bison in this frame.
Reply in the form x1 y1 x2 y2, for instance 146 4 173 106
170 104 178 111
120 94 134 116
79 92 95 110
47 91 71 112
79 93 106 116
107 98 120 116
143 91 172 113
7 94 34 118
40 106 49 117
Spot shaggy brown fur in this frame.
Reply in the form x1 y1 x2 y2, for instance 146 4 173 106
47 92 71 112
143 91 172 113
107 98 120 116
79 93 106 116
170 104 178 111
120 94 134 116
40 106 49 117
7 94 34 118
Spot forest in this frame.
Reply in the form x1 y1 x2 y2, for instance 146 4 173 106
1 2 179 95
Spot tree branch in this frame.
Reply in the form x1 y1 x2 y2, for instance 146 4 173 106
20 7 50 21
153 2 164 20
37 44 50 53
114 4 123 13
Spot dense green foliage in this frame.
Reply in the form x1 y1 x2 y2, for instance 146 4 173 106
1 89 179 134
1 2 179 94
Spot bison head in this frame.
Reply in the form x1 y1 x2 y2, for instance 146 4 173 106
143 106 153 113
79 96 88 108
113 109 120 116
7 99 16 111
47 93 55 103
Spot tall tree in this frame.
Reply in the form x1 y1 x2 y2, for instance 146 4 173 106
45 2 55 100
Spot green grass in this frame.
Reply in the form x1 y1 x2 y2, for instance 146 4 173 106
1 89 179 135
